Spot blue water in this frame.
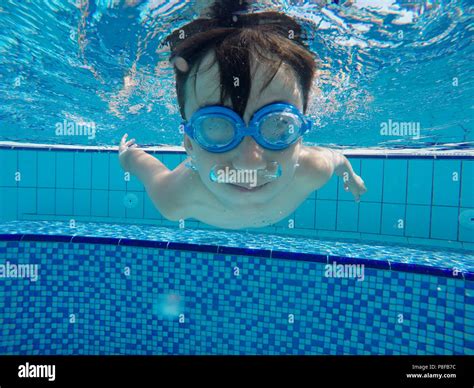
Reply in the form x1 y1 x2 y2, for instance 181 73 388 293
0 0 472 148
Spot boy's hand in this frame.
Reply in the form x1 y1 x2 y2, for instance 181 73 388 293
342 172 367 203
119 133 138 170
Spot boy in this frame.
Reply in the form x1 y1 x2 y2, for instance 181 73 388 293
119 0 366 229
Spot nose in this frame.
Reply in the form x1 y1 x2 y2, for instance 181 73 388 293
231 136 267 171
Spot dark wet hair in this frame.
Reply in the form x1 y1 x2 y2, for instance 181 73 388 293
164 0 318 120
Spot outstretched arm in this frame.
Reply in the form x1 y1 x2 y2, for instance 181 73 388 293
303 146 367 202
118 133 169 187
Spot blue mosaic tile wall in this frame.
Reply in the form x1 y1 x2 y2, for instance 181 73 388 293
0 148 473 250
0 239 472 355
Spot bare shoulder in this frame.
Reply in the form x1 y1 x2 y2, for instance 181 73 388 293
147 160 201 221
296 146 334 190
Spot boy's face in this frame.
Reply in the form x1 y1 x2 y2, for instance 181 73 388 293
183 50 304 207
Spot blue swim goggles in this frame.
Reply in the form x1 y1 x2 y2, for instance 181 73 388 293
182 102 312 153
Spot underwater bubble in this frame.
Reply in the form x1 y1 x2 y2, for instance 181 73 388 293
123 193 138 209
152 293 183 319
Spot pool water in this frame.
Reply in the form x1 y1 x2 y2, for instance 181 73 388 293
0 0 473 355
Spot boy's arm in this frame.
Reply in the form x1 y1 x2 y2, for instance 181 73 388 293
118 134 179 219
302 146 367 202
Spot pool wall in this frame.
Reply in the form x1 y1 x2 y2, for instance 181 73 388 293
0 234 472 355
1 144 473 250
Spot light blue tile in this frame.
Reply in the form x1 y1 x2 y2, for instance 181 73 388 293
338 159 361 201
18 188 36 216
358 202 381 234
360 159 383 202
383 160 407 204
109 191 126 218
0 187 17 221
73 189 91 216
55 188 73 215
56 152 74 189
91 153 109 190
37 188 55 215
315 200 336 230
433 160 461 206
381 203 405 236
37 152 56 188
405 205 430 238
461 161 474 208
317 174 338 200
0 149 17 187
109 155 127 190
91 190 109 217
74 152 92 189
295 199 315 229
18 150 37 187
431 206 458 240
127 174 144 191
337 201 359 232
459 208 474 243
162 153 182 171
125 191 144 219
144 195 162 220
407 159 433 205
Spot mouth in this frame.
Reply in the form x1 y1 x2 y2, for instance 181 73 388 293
228 181 270 192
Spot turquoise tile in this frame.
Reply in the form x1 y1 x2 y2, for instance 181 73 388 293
91 190 109 217
0 187 17 220
0 149 17 187
381 203 405 236
109 191 126 218
162 153 182 171
358 202 381 233
338 159 361 201
459 208 474 243
383 160 407 204
405 205 430 238
316 174 338 200
360 159 383 202
55 188 73 215
461 161 474 208
125 191 144 219
18 150 37 187
18 188 36 216
37 151 56 188
109 155 127 190
37 188 55 215
144 195 162 220
407 159 433 205
315 200 336 230
56 152 74 189
74 152 92 189
126 174 144 192
91 153 109 190
295 199 315 229
433 160 461 206
73 189 91 216
337 200 359 232
431 206 458 240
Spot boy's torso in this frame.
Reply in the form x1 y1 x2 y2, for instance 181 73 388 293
162 146 322 229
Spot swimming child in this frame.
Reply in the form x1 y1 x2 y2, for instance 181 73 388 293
119 0 366 230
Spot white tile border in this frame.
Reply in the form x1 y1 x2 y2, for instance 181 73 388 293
1 141 473 157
